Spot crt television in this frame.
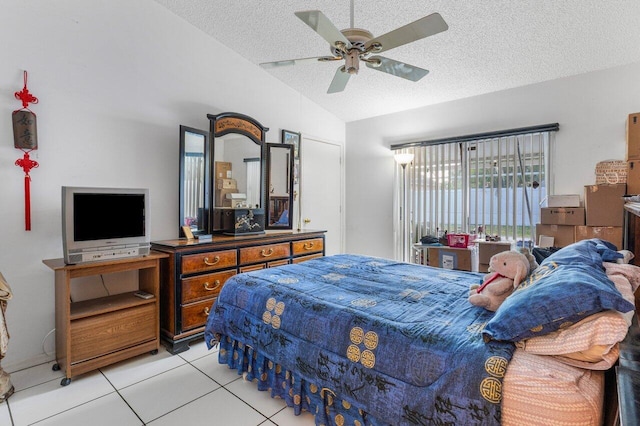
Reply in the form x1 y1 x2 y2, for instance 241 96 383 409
62 186 151 264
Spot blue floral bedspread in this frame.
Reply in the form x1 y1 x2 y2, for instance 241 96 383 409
205 254 515 425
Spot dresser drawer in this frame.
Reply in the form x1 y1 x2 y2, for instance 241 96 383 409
239 243 290 265
181 249 237 274
182 270 236 303
181 299 215 331
292 238 324 256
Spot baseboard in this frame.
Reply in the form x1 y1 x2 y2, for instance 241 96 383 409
4 353 55 374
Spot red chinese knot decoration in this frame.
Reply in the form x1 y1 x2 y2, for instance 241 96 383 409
12 71 39 231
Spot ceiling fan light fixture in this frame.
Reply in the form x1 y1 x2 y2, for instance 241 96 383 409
345 50 360 74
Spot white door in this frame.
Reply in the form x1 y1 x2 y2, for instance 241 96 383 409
300 137 343 255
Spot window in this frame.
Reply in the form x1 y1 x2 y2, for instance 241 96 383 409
393 124 558 261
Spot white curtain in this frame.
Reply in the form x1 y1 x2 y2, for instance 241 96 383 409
245 159 260 208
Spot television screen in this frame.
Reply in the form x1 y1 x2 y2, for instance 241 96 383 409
73 193 146 241
62 186 151 264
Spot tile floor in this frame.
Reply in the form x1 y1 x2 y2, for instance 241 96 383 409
0 340 316 425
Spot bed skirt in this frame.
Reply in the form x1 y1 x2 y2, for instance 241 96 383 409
218 335 384 426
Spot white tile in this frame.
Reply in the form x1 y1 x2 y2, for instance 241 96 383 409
225 377 288 418
269 406 317 426
31 392 142 426
191 353 242 386
0 401 11 426
177 338 218 363
100 345 186 389
10 361 63 391
7 370 114 426
119 363 220 423
147 387 267 426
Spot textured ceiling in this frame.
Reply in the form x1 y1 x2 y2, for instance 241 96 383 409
153 0 640 122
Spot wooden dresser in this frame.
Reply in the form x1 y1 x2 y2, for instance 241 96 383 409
151 230 326 353
619 204 640 424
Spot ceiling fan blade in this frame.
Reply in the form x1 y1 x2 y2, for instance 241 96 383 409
364 12 448 54
260 56 341 69
327 66 351 94
365 56 429 82
295 10 352 50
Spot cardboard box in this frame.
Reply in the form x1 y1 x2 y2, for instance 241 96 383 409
540 207 585 226
215 188 238 207
575 226 623 250
427 247 472 271
216 178 237 190
626 113 640 160
476 241 512 264
627 160 640 195
215 161 232 179
547 194 581 207
584 184 626 226
535 224 576 248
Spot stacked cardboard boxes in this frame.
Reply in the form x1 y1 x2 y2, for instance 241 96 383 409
536 187 624 249
214 161 238 207
536 195 583 248
579 183 625 249
627 113 640 194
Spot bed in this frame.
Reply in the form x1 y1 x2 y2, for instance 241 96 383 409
204 239 639 425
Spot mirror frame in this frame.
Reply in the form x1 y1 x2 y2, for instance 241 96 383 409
178 125 210 237
265 143 294 230
207 112 269 232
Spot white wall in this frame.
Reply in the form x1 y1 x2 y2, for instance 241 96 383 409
0 0 345 370
346 62 640 258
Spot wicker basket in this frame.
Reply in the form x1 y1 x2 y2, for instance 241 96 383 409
595 160 628 184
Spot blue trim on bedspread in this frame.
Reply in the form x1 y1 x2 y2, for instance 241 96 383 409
205 254 515 425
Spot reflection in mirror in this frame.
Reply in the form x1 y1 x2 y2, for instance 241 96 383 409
266 143 294 229
213 134 261 209
179 125 209 236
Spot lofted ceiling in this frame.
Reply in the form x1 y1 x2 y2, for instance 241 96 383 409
153 0 640 123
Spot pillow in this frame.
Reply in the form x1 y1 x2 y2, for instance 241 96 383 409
483 239 634 342
516 310 629 370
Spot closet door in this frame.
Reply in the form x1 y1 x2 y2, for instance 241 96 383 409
301 137 343 255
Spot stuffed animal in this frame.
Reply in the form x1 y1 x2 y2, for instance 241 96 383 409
469 250 532 311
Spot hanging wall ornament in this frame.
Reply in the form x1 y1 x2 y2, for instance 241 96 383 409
12 71 39 231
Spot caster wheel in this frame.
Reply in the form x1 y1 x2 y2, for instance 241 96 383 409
52 363 60 371
150 349 158 355
60 378 71 386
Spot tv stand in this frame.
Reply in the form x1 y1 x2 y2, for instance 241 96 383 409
43 253 167 386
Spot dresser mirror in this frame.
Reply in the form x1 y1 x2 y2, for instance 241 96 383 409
179 125 209 236
207 112 269 233
266 143 294 229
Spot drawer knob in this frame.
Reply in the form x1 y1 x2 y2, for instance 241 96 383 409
203 256 220 266
303 242 314 250
203 306 210 316
203 280 221 291
261 248 274 257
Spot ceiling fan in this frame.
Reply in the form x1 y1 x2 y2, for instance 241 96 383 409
259 1 448 94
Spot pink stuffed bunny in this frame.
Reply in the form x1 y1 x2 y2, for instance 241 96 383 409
469 250 531 311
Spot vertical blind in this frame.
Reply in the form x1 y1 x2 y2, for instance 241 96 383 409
392 124 558 262
184 153 205 225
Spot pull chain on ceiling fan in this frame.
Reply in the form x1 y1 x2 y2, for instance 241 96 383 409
260 0 448 94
